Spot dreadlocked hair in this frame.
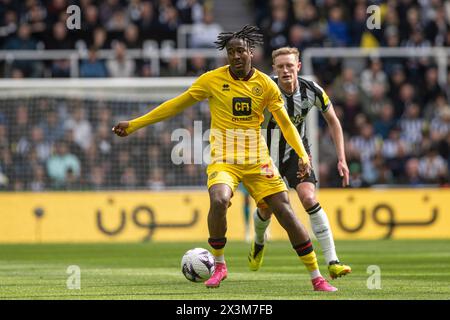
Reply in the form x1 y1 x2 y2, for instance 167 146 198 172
214 25 264 51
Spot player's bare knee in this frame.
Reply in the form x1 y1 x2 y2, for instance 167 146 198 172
210 195 230 213
300 193 317 210
258 207 272 220
297 184 317 209
302 197 317 210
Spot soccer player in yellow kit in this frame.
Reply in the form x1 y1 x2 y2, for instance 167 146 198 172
112 26 336 291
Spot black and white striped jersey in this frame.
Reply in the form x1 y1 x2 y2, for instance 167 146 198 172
262 76 331 167
399 118 426 146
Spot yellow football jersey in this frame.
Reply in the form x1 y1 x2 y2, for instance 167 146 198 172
188 65 285 164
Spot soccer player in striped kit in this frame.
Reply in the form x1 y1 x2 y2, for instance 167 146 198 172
249 47 352 279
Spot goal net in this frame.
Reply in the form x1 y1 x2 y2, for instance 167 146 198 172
0 78 320 192
0 78 215 191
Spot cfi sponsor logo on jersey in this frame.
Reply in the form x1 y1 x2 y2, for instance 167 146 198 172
232 97 252 116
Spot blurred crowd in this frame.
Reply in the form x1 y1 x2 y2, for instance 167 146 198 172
253 0 450 187
0 97 210 190
0 0 219 78
254 0 450 54
317 60 450 187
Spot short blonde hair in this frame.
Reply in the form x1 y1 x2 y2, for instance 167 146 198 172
272 47 300 63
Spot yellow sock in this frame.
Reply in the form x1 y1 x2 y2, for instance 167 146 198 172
294 240 321 279
211 248 224 257
211 248 225 263
300 251 318 271
208 237 227 264
299 251 321 279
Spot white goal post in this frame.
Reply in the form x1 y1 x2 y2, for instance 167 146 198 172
0 78 195 101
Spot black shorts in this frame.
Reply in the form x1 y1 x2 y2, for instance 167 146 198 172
278 151 317 189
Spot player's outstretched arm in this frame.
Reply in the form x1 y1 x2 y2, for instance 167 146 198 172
112 91 198 137
271 107 311 177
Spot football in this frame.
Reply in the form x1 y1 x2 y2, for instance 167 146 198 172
181 248 215 282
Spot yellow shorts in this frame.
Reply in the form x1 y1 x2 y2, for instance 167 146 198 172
206 159 287 208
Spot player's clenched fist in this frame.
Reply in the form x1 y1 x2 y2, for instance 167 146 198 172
112 121 130 137
297 157 311 179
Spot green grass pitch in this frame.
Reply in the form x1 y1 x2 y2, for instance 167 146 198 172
0 240 449 300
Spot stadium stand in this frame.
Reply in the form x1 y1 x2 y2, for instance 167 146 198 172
254 0 450 187
0 0 448 190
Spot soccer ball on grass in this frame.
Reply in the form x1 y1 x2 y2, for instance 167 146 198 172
181 248 215 282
